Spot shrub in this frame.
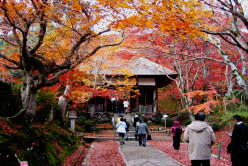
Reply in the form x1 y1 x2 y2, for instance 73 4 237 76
77 116 96 132
152 112 163 125
173 112 191 126
165 118 173 127
0 83 22 117
0 120 80 166
33 90 58 123
211 122 225 131
182 119 191 126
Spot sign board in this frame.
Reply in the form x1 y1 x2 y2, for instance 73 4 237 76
162 114 168 119
69 111 77 119
20 161 28 166
138 78 155 86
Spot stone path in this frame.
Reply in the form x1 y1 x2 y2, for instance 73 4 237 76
120 141 183 166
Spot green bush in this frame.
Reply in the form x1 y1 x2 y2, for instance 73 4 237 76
77 116 96 132
0 120 80 166
33 90 58 123
165 118 173 127
174 112 191 126
152 112 163 125
182 119 191 126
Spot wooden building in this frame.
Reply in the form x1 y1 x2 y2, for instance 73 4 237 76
80 57 177 114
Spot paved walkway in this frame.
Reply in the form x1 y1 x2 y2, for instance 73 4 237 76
120 141 183 166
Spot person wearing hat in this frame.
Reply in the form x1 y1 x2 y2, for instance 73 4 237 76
227 115 248 166
183 112 216 166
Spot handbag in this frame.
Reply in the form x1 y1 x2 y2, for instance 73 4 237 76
147 134 152 140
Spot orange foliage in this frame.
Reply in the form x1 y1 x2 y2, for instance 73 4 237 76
98 0 212 39
183 90 219 115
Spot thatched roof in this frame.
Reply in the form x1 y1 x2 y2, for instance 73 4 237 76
80 57 177 76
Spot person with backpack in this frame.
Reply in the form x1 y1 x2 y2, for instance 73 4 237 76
183 112 216 166
116 117 127 145
171 121 182 150
227 115 248 166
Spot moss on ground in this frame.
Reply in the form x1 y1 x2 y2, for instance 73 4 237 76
0 118 81 166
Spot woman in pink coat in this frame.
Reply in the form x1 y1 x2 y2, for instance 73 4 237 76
171 121 182 150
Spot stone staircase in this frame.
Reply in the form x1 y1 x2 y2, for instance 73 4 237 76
113 113 137 141
82 113 171 142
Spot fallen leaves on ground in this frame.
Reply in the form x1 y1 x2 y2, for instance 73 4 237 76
63 144 90 166
85 141 125 166
149 140 232 166
212 131 231 160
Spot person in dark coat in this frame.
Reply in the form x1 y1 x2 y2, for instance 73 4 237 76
136 119 149 146
133 115 140 140
171 121 182 150
227 115 248 166
133 114 139 127
123 118 130 140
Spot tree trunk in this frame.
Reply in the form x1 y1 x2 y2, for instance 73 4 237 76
57 85 70 122
21 74 37 121
48 107 54 122
209 35 248 95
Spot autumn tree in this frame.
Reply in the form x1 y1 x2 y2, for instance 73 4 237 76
200 0 248 95
0 0 124 121
99 0 211 39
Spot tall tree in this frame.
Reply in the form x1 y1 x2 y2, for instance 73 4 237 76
200 0 248 94
0 0 124 121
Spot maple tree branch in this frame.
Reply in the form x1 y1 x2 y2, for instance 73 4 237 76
84 32 125 60
68 33 91 58
0 62 20 69
0 53 20 66
0 36 18 46
0 1 26 38
48 32 124 84
66 29 111 63
201 29 248 53
200 0 248 30
40 69 68 87
30 4 47 54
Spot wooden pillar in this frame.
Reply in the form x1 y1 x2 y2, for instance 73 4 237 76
156 87 158 112
136 90 139 113
104 97 108 112
153 87 158 113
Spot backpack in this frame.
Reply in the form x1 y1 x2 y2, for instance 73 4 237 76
175 127 182 136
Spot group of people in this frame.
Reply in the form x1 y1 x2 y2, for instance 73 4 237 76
171 112 248 166
115 114 149 146
110 97 130 115
116 112 248 166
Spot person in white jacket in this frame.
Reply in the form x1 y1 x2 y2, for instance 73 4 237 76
116 118 127 145
183 112 216 166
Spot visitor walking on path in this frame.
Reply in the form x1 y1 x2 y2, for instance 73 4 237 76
123 118 130 140
136 119 149 146
116 117 127 145
134 115 140 140
123 99 129 113
171 121 182 150
183 112 216 166
133 114 139 128
227 115 248 166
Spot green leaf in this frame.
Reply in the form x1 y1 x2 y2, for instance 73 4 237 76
0 135 8 144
